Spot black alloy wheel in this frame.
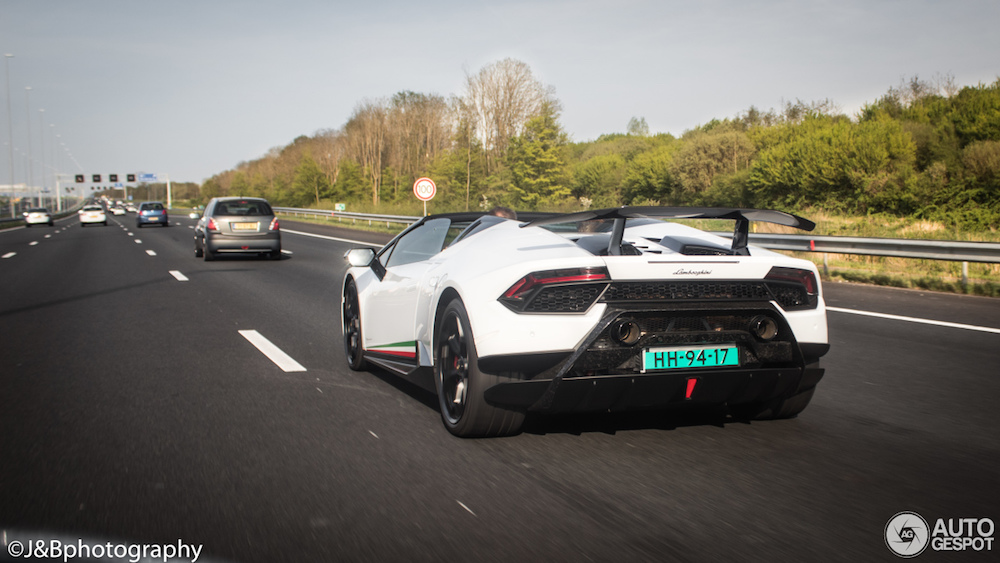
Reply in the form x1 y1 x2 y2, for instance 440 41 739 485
434 299 525 438
343 279 366 370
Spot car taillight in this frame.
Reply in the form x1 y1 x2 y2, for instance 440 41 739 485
499 266 610 313
268 217 279 231
207 218 220 232
764 266 819 310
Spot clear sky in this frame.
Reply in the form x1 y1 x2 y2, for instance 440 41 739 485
2 0 999 184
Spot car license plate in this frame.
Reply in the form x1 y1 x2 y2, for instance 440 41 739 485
232 222 258 231
148 216 159 221
641 344 739 372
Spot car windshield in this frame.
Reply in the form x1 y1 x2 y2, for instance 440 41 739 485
215 201 272 216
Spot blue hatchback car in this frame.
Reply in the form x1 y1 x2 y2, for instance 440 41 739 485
136 201 169 228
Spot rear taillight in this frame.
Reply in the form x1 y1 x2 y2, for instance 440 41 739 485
764 267 819 310
499 266 610 313
269 217 280 231
207 218 220 232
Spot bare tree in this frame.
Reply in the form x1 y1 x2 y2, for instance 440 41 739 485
345 99 389 205
314 129 345 189
464 58 552 174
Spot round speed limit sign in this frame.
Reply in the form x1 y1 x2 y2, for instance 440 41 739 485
413 177 436 201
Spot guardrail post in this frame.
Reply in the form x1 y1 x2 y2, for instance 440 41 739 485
823 253 829 277
962 261 969 289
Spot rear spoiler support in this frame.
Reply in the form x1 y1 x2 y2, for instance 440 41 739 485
521 206 815 256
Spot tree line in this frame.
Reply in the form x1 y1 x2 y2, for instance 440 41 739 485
199 64 1000 230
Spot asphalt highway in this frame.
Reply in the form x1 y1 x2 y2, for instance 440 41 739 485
1 213 997 562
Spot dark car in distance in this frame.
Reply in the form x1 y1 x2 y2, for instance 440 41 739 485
194 197 281 261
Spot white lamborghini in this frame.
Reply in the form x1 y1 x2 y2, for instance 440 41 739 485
342 207 829 438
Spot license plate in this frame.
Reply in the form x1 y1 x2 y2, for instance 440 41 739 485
232 222 258 231
641 344 739 372
148 216 159 221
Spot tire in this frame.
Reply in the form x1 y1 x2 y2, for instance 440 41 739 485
343 279 366 371
203 247 215 261
269 250 281 260
434 299 525 438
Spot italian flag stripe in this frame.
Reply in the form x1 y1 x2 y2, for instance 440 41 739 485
370 341 417 359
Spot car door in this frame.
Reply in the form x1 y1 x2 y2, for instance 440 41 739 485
363 219 452 362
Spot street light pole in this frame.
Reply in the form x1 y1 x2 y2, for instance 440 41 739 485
24 86 32 206
39 108 45 208
4 54 13 218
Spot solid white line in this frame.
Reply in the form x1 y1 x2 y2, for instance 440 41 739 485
169 270 189 281
239 329 307 372
146 250 157 256
282 228 373 246
2 252 15 259
827 306 1000 335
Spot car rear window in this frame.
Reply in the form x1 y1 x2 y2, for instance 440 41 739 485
214 201 272 216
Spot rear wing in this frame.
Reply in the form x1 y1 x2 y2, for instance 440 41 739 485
520 206 815 256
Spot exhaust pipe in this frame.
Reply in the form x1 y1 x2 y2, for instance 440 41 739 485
612 319 642 345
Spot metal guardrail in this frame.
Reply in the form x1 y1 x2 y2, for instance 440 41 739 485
735 233 1000 264
275 207 1000 265
276 207 416 228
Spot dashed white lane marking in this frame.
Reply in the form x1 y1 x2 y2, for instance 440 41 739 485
29 241 38 246
827 306 1000 335
238 330 307 372
2 252 15 259
134 239 142 244
146 250 157 256
169 270 189 281
457 501 476 517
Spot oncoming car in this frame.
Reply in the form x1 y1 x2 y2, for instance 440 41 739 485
79 205 107 226
24 208 53 227
342 206 830 438
136 201 168 227
194 197 281 261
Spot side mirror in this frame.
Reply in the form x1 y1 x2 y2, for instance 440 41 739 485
344 248 376 267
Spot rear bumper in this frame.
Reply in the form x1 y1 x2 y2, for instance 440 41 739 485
479 303 829 414
206 233 281 253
